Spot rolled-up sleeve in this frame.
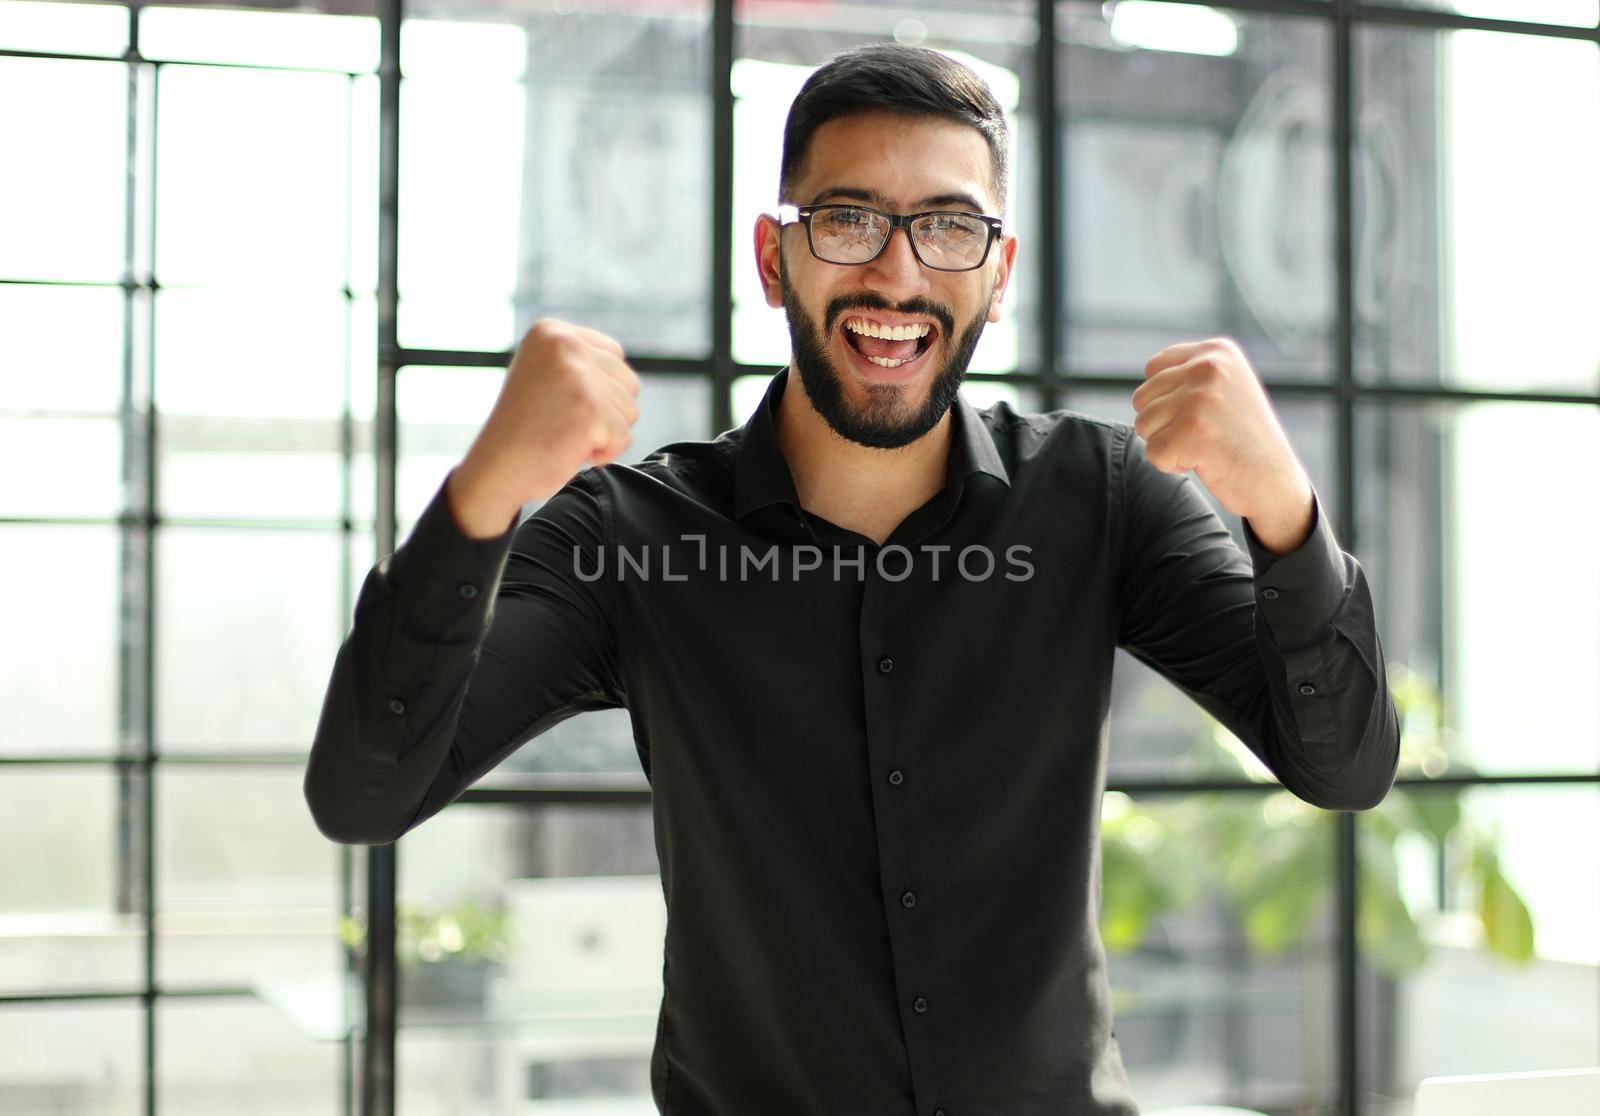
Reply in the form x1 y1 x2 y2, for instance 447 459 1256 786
303 465 625 844
1114 425 1400 811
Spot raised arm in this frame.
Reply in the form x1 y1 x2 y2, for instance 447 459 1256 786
302 317 641 844
303 466 625 844
1115 425 1400 811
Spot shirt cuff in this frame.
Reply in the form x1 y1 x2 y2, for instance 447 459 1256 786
1242 484 1349 646
384 467 520 645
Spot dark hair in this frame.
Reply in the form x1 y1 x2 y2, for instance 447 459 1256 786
779 43 1010 215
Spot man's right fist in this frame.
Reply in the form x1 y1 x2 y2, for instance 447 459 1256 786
446 318 641 539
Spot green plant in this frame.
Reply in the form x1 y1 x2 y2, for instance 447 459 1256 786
339 899 516 970
1099 660 1535 973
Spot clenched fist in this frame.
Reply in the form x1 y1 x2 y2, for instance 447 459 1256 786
446 318 641 538
1131 336 1315 555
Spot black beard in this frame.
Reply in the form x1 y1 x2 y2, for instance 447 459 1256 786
778 248 992 450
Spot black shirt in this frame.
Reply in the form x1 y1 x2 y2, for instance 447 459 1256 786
304 366 1400 1116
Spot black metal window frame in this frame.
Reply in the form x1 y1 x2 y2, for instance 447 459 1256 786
2 2 1598 1115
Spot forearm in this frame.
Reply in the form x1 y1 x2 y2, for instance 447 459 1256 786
302 559 493 844
1243 493 1401 810
1243 471 1315 557
303 472 517 844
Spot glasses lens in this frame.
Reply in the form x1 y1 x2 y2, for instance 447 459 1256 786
911 213 990 271
809 206 888 264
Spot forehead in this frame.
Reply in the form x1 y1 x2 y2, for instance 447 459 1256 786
796 109 996 212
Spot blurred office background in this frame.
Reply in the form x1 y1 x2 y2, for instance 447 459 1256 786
1 0 1597 1113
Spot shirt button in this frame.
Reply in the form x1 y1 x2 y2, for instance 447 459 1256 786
912 996 928 1014
900 889 917 909
459 583 478 599
1262 587 1279 600
1298 682 1317 696
934 1108 949 1116
888 769 904 787
877 655 894 674
389 698 406 715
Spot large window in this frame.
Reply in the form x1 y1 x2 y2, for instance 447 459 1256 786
2 1 1596 1114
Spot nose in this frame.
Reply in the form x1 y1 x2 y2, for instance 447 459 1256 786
859 222 929 292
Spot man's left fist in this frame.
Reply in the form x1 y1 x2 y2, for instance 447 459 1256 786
1131 337 1314 551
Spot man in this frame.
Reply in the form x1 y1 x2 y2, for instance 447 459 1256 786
304 43 1400 1116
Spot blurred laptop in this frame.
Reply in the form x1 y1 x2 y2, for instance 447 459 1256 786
500 874 666 1012
1414 1066 1600 1115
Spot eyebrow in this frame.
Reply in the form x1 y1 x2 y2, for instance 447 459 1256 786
807 185 988 213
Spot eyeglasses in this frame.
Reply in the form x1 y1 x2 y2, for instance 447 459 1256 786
776 203 1003 273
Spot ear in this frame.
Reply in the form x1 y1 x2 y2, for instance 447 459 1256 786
755 214 784 308
986 234 1018 324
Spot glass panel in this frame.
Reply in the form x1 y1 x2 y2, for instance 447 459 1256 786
959 377 1045 413
0 525 124 757
155 65 352 291
1067 386 1342 782
732 1 1036 374
474 705 646 784
151 286 348 521
1060 4 1333 382
0 283 124 413
394 366 509 537
0 56 127 283
156 766 344 989
0 1001 142 1115
0 768 145 996
1356 783 1600 1113
0 0 129 56
1105 790 1337 1111
157 995 342 1115
155 290 347 421
621 373 711 462
349 76 381 300
156 416 345 524
153 288 348 523
396 69 523 352
731 371 774 427
350 293 378 529
155 528 345 752
373 802 660 1113
1386 0 1598 26
1357 400 1600 775
400 0 711 357
139 2 379 71
0 415 122 518
1355 25 1600 393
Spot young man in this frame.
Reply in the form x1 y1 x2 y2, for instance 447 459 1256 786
305 43 1399 1116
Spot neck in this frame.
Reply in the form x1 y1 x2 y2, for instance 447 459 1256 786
773 366 953 546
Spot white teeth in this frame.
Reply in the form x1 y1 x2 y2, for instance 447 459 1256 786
845 317 931 341
866 355 909 368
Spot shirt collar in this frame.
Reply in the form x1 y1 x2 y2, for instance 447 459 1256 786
733 367 1011 523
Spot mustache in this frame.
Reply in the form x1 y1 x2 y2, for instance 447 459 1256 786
823 293 954 340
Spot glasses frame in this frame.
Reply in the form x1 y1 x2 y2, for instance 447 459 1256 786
775 203 1004 273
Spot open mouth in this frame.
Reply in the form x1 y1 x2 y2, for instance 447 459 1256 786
838 315 939 376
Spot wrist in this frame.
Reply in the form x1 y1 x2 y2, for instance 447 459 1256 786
445 460 522 540
1246 474 1315 556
